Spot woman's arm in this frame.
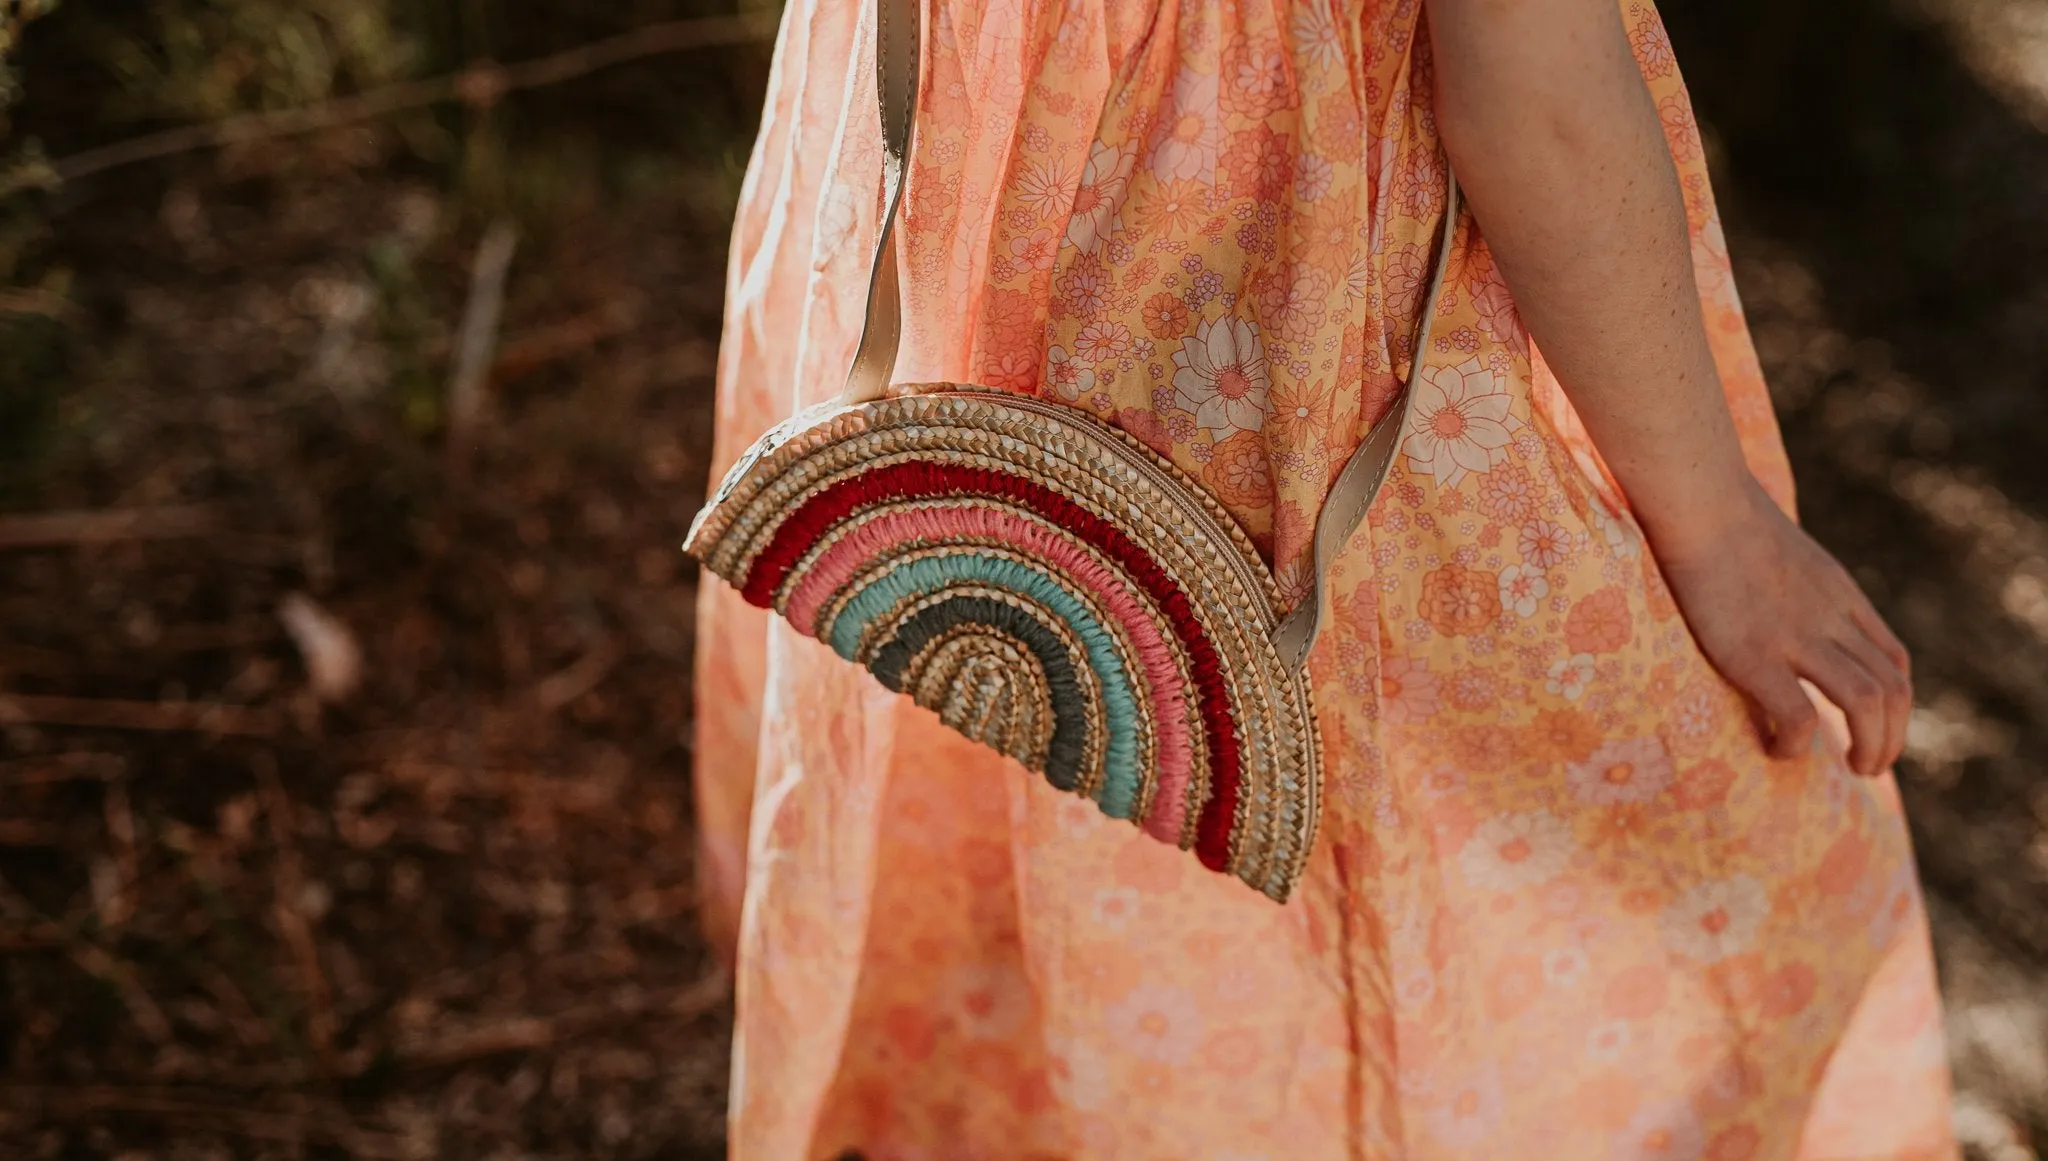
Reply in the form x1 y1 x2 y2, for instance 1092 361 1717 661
1425 0 1912 776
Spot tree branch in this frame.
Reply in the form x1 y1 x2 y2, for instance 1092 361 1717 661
2 11 780 198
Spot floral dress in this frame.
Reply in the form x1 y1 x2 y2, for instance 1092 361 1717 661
693 0 1959 1157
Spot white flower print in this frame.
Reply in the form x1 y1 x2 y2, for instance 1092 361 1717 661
1586 1020 1633 1063
1210 951 1266 1004
1172 317 1269 435
1290 1 1345 74
1014 156 1078 219
1345 251 1371 301
1423 1063 1504 1149
1396 964 1437 1006
1295 152 1334 201
1065 142 1134 254
1380 655 1442 724
1588 491 1643 560
1519 519 1573 570
1274 557 1312 608
1402 358 1524 487
942 962 1032 1041
1459 812 1573 891
1149 68 1223 183
817 182 862 257
1660 875 1770 962
1545 653 1597 701
1051 1051 1112 1112
1103 983 1205 1063
1054 794 1098 835
1046 344 1096 402
1073 320 1133 362
1090 886 1141 932
1416 765 1466 800
1497 564 1549 618
1615 1100 1708 1161
1672 685 1718 741
1542 946 1589 988
1540 880 1584 918
1010 226 1058 271
1567 736 1675 806
1232 44 1288 110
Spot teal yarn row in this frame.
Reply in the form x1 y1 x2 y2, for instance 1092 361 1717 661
829 552 1146 819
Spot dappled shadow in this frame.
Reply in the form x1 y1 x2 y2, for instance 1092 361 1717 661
1667 0 2048 1143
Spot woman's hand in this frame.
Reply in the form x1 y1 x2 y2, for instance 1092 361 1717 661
1650 478 1912 776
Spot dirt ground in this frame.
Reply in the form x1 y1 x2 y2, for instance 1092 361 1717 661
1 1 2044 1158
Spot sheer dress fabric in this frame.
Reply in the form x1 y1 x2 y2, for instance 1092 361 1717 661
694 1 1959 1156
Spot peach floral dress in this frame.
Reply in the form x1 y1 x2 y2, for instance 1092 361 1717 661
694 1 1959 1157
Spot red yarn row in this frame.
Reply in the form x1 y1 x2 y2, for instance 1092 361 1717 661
742 460 1243 871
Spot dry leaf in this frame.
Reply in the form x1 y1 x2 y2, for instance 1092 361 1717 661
278 593 363 702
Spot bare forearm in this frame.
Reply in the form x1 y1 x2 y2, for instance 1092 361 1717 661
1426 0 1756 553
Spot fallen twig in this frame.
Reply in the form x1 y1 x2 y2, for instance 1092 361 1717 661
394 970 729 1069
98 779 138 928
258 757 337 1067
0 820 63 846
3 12 781 197
0 753 124 786
0 876 174 1042
0 694 275 737
489 296 645 385
0 641 78 674
0 504 219 549
528 640 621 713
8 1087 409 1159
0 287 85 324
445 219 520 479
0 924 68 950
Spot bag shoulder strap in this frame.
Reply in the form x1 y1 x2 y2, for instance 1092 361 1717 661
841 0 1460 672
838 0 921 406
1270 179 1458 670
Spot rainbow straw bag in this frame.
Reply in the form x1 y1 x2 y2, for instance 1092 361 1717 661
686 0 1458 902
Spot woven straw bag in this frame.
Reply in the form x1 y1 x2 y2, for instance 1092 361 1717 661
687 0 1458 902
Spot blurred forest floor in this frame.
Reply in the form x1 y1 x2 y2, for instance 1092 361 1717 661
0 0 2045 1158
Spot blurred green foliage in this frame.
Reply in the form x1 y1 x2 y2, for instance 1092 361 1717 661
97 0 418 122
0 0 768 499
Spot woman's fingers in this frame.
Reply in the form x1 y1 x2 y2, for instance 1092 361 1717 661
1797 640 1891 776
1744 661 1820 760
1847 588 1913 676
1838 627 1912 773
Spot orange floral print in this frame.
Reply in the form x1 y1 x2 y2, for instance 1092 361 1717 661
1564 585 1634 654
1532 707 1602 762
698 1 1957 1157
1129 178 1208 238
1221 124 1292 200
1674 757 1739 809
1141 292 1190 340
1419 564 1504 636
1268 378 1335 453
1203 430 1275 507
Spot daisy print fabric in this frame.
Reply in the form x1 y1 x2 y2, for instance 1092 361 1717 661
693 0 1959 1157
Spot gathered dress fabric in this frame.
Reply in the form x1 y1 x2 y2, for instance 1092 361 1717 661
693 1 1959 1157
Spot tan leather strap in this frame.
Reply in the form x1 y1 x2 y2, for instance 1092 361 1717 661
839 0 921 405
1270 178 1460 671
841 0 1460 672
